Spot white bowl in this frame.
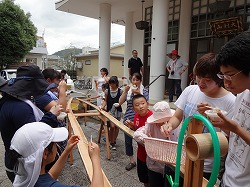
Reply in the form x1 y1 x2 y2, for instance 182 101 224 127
113 103 119 107
205 109 227 121
57 112 67 121
131 85 138 90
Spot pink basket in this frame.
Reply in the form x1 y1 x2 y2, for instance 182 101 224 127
144 137 186 165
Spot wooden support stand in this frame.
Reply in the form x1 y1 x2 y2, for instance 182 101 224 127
184 117 204 187
66 97 111 187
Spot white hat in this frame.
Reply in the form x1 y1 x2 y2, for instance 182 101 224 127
147 101 175 124
10 122 68 187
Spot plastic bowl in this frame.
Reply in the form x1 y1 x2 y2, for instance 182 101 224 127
57 112 67 121
205 109 227 121
131 85 138 90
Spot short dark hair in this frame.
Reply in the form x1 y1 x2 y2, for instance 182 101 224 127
101 83 109 90
132 50 137 54
61 69 67 74
194 53 223 87
216 31 250 76
100 68 109 76
132 94 147 105
42 68 61 81
108 76 119 87
131 72 142 81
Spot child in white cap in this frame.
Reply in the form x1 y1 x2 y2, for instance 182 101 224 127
134 101 175 187
9 122 104 187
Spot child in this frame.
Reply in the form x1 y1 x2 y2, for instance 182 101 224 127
9 122 104 187
212 31 250 187
95 68 109 107
100 76 123 150
126 94 152 187
134 101 175 187
87 83 109 107
119 72 149 171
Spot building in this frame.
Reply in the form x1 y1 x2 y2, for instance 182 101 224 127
56 0 250 101
22 36 48 69
75 44 124 78
9 36 48 70
46 54 61 69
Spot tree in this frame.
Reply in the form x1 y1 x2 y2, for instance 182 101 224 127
0 0 37 69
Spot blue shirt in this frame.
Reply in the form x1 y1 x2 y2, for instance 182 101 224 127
35 173 80 187
35 93 54 113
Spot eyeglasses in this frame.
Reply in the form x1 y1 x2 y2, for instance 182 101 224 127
217 71 242 81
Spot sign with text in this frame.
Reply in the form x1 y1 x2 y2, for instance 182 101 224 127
209 16 243 37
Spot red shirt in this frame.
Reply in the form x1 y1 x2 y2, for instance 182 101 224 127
134 110 153 162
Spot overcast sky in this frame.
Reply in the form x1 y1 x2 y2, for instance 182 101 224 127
14 0 125 55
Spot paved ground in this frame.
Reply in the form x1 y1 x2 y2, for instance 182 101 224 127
0 89 177 187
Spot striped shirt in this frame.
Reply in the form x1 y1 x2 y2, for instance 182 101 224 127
123 88 149 123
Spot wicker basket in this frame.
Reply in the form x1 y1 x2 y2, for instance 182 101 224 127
144 137 186 165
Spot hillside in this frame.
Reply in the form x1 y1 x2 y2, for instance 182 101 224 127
52 48 82 58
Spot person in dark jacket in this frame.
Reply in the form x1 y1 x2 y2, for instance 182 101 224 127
0 65 62 182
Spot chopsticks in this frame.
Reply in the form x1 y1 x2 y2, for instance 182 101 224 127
82 134 93 145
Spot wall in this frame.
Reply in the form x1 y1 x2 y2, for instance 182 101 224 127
23 54 44 70
109 58 124 78
110 45 124 54
132 10 144 62
76 56 124 78
76 56 99 78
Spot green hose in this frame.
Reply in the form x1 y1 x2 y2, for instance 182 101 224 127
167 114 221 187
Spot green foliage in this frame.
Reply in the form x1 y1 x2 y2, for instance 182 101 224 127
53 48 82 59
0 0 37 69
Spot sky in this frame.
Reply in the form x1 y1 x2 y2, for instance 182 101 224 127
14 0 125 55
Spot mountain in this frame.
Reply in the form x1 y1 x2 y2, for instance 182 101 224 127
52 48 82 58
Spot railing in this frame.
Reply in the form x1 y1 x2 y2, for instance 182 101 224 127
144 74 166 89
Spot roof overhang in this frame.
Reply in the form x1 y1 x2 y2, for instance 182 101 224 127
56 0 153 26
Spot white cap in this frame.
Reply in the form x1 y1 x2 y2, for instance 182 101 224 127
147 101 175 124
10 122 68 187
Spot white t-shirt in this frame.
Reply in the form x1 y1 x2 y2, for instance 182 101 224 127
222 89 250 187
166 58 188 79
175 85 236 173
96 77 105 107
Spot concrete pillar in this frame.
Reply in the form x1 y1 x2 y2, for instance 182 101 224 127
178 0 192 89
124 11 133 79
149 0 169 101
99 3 111 74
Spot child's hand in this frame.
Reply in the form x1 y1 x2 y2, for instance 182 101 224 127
212 112 237 133
50 104 63 116
65 135 80 153
124 85 130 93
125 119 135 130
59 80 67 92
132 87 140 95
160 122 173 137
113 103 119 108
197 102 211 116
88 142 100 160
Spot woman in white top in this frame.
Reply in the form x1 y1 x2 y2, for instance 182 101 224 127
95 68 109 106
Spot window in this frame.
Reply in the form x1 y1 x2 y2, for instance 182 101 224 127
191 0 250 39
144 0 180 44
85 60 91 65
26 58 37 64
